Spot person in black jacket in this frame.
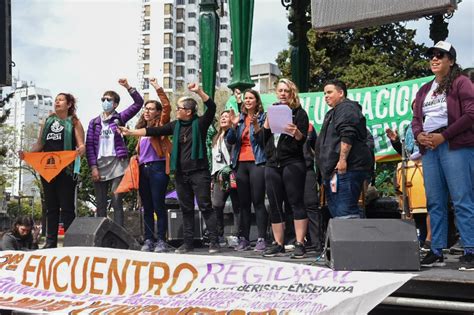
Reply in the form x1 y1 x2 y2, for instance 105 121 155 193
1 216 39 251
119 83 219 254
262 79 309 258
315 79 373 219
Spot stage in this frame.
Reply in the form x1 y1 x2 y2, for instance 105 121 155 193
181 244 474 314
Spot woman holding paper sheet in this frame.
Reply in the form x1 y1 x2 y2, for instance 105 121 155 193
19 93 85 248
262 78 309 258
226 89 268 252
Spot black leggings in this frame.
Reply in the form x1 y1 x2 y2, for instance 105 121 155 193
265 162 307 223
236 162 268 240
41 171 77 245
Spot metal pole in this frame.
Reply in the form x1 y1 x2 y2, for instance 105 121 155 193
382 296 474 312
400 137 409 219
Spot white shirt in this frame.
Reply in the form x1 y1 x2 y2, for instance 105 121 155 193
211 135 231 176
422 81 448 132
98 120 116 159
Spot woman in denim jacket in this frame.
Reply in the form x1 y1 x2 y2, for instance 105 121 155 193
227 89 268 251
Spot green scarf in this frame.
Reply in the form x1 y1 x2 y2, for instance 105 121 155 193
41 115 73 150
170 115 204 171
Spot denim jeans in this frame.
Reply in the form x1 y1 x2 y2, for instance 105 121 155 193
139 161 169 241
422 142 474 249
324 170 367 218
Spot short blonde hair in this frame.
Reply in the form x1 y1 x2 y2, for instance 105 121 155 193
277 78 300 109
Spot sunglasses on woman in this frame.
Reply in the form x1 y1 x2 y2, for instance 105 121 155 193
429 51 447 60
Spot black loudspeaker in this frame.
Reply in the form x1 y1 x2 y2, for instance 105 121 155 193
0 0 12 87
325 219 420 271
63 217 140 250
167 209 203 241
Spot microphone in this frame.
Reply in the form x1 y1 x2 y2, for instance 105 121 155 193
114 118 122 126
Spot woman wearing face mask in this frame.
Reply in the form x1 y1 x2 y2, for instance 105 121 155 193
19 93 85 248
135 78 172 253
211 110 241 246
226 89 268 252
262 78 309 259
412 41 474 269
86 78 144 228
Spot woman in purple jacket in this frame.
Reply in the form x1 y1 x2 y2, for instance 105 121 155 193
86 78 144 227
412 41 474 270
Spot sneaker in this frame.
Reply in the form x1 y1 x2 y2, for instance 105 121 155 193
449 240 464 255
420 250 446 267
154 239 168 253
175 244 194 254
209 242 220 254
459 253 474 271
421 240 431 252
254 238 266 252
262 242 285 257
227 235 239 248
218 236 227 247
235 237 251 251
291 242 306 259
141 239 154 252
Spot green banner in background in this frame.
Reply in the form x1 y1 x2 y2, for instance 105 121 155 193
226 76 434 161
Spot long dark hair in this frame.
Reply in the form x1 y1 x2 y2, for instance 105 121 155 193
11 215 33 234
241 89 264 115
57 92 79 125
135 100 163 129
435 60 462 95
212 110 231 147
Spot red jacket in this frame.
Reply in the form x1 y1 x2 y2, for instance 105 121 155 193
412 75 474 154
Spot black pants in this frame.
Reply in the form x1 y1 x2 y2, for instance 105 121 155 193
175 169 217 246
236 162 268 240
211 178 240 237
41 170 76 245
265 162 307 224
305 167 324 252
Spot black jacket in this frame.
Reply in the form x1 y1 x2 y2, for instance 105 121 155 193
315 99 374 180
263 106 309 168
146 98 216 172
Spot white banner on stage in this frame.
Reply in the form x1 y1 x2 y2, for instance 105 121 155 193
0 247 415 314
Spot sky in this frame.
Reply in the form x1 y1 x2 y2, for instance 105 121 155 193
9 0 474 125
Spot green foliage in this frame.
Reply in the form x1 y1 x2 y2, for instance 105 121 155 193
276 23 431 91
6 200 42 221
375 162 397 197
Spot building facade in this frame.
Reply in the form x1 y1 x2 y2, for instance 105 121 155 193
0 80 53 198
250 63 281 95
137 0 232 99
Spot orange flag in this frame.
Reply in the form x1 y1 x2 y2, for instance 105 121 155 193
23 151 77 183
115 155 139 194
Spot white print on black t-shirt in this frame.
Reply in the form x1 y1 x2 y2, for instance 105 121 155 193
46 120 63 141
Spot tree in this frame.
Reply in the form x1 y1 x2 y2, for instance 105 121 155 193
276 23 432 91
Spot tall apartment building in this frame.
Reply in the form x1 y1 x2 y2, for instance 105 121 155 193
137 0 232 99
0 80 53 198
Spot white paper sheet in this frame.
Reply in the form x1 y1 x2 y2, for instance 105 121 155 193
267 104 292 136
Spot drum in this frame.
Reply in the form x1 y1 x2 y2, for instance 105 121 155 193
396 160 427 213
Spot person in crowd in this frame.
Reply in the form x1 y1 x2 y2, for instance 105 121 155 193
304 123 324 255
411 41 474 269
1 216 40 251
19 93 85 248
119 83 220 254
135 78 172 253
211 110 241 246
86 79 144 227
315 79 373 220
227 89 268 252
261 78 309 258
